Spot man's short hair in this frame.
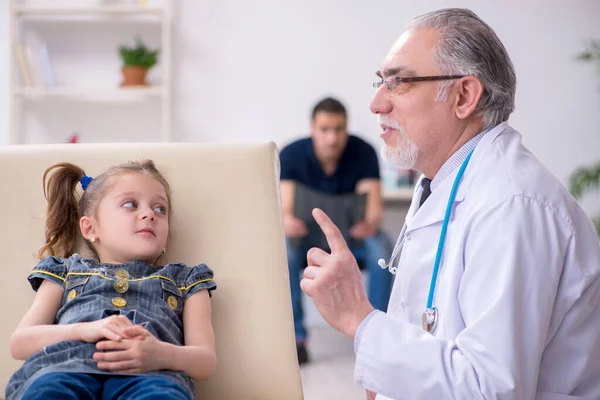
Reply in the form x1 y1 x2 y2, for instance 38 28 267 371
311 97 347 120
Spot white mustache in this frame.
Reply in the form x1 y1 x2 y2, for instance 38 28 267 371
377 114 419 169
377 115 403 131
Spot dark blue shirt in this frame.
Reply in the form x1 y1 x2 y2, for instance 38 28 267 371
280 135 380 195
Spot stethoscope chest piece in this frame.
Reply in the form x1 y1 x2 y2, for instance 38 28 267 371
421 307 438 333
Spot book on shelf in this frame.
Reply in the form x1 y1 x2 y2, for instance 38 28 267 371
37 43 56 87
14 35 57 88
14 43 32 87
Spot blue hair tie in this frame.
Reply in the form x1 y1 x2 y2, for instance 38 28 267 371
80 175 93 191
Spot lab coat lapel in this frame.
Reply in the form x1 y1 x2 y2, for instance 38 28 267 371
407 123 510 232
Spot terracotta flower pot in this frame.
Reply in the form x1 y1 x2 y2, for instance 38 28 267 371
120 66 149 87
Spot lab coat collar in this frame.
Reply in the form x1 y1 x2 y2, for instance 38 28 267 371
406 122 512 231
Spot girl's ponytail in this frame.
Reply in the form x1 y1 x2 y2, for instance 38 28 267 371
38 163 86 258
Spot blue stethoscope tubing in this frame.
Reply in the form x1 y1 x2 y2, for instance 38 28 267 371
379 149 474 328
426 149 473 309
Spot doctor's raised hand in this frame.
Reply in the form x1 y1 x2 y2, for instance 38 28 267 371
300 208 375 338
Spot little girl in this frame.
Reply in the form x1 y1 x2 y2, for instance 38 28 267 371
6 160 217 400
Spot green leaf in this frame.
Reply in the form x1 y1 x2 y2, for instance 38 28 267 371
577 40 600 63
118 37 160 69
568 161 600 199
573 40 600 236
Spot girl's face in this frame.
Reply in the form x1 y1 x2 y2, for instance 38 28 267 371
81 172 170 264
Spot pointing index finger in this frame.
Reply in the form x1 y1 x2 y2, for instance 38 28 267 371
312 208 350 254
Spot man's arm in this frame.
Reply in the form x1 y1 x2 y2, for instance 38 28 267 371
281 179 296 217
281 180 308 238
351 178 382 238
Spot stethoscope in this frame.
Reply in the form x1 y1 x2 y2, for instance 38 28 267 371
378 149 474 333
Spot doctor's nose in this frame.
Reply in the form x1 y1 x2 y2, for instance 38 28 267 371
370 86 393 115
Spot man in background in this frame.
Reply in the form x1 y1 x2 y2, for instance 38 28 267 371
279 97 393 364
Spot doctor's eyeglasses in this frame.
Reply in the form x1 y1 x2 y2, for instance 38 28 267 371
373 75 465 91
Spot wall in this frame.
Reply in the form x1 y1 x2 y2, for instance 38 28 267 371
1 0 599 212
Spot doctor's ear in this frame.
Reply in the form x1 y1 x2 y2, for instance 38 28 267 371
453 76 484 120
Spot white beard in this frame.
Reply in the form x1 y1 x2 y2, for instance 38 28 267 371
378 115 419 169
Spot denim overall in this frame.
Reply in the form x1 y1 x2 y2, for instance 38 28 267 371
6 254 216 400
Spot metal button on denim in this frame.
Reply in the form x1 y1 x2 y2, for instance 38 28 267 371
112 297 127 307
115 270 129 279
167 296 178 310
67 289 77 301
114 279 129 294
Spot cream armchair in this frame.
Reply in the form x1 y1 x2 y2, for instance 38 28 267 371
0 142 303 400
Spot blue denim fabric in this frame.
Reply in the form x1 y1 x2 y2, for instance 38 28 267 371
6 254 216 400
286 231 393 341
21 372 191 400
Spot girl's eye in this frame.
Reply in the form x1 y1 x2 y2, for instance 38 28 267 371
154 206 167 215
123 201 137 209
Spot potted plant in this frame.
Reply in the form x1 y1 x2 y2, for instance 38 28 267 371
118 37 160 87
569 40 600 234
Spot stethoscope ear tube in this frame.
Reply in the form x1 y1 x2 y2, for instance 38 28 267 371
378 222 408 275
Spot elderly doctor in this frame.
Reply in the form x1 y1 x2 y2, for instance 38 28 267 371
300 8 600 400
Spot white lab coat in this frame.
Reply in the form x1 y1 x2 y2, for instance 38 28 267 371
355 122 600 400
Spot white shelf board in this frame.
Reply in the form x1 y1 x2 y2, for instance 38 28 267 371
13 5 165 17
15 86 166 101
382 187 414 202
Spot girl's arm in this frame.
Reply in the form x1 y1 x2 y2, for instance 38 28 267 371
167 289 217 380
11 279 70 360
11 280 132 360
94 289 217 380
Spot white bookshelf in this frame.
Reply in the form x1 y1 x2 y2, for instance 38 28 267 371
9 0 172 144
13 5 166 16
15 86 166 99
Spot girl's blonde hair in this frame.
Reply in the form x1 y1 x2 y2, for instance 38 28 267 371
38 159 171 259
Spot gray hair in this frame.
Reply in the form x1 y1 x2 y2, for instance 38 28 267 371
407 8 516 128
